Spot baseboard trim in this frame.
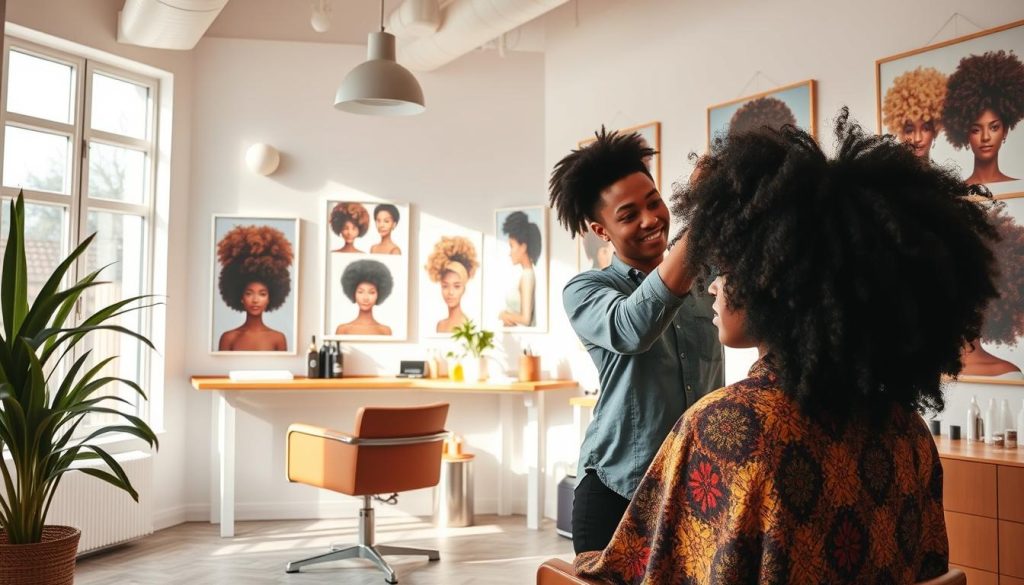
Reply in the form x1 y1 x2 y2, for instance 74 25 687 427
180 497 529 523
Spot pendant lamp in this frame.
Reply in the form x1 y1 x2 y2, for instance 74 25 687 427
334 0 425 116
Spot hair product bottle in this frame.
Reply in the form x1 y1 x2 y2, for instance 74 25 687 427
967 396 981 442
1016 399 1024 446
319 341 332 379
984 398 997 444
999 398 1013 435
307 335 320 379
331 341 344 378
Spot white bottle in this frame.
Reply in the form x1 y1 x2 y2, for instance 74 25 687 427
984 398 997 444
999 398 1013 434
967 396 981 442
1017 398 1024 444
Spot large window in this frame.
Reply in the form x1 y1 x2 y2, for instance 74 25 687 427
0 37 158 433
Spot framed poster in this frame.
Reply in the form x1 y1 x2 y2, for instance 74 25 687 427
959 195 1024 386
492 206 548 332
579 121 662 192
419 216 483 338
576 231 615 274
323 200 410 341
210 215 299 354
707 80 817 146
876 20 1024 196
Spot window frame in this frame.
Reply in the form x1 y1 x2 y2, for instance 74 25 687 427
0 34 161 435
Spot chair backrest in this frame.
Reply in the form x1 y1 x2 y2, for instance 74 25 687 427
352 402 450 495
354 403 449 438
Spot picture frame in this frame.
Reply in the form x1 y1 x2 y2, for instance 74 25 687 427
322 199 410 342
876 19 1024 197
706 79 817 147
209 215 300 355
576 231 614 274
491 206 548 332
418 215 484 339
958 193 1024 386
579 121 662 192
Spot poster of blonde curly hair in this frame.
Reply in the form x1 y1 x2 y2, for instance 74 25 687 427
418 216 483 337
876 19 1024 196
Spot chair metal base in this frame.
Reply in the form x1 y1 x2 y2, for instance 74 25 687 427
285 496 439 584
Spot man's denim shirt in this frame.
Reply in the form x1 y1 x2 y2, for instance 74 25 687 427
565 254 724 499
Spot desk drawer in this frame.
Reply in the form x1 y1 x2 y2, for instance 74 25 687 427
943 458 997 517
1002 575 1024 585
949 564 997 585
999 466 1024 522
946 511 998 572
1001 520 1024 578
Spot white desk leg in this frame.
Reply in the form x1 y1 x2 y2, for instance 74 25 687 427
524 393 545 530
216 390 236 538
497 394 514 516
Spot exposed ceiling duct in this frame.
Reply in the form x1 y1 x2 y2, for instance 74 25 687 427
118 0 230 50
396 0 569 72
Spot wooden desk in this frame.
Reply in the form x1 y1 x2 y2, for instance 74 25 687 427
933 437 1024 584
191 376 578 537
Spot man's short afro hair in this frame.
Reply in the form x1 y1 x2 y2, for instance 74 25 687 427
217 224 293 312
549 127 656 239
882 66 948 135
341 259 394 304
330 202 370 237
943 50 1024 149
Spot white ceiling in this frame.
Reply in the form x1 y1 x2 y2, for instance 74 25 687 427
205 0 405 45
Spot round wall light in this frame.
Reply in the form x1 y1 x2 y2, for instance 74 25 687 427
245 143 281 176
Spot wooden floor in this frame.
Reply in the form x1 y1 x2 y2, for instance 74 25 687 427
75 515 575 584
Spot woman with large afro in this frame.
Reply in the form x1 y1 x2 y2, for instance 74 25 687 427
216 224 293 351
425 235 479 333
335 259 394 336
330 202 370 253
728 95 797 137
883 66 948 160
575 109 998 584
498 211 542 327
961 204 1024 378
942 50 1024 184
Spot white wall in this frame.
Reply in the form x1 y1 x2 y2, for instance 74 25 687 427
5 0 195 530
541 0 1024 438
183 38 553 520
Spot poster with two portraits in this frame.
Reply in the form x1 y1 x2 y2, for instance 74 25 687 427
876 19 1024 383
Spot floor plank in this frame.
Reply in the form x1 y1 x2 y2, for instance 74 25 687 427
75 515 575 584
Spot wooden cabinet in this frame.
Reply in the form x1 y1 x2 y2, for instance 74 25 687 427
936 437 1024 584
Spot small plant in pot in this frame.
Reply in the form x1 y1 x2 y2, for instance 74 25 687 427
447 320 495 382
0 194 159 585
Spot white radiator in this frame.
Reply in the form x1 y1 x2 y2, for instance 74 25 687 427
45 450 154 555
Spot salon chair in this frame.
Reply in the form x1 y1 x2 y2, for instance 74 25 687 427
285 403 449 584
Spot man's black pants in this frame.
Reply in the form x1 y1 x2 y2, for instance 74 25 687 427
571 470 629 554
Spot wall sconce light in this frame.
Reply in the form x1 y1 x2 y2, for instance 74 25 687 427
310 0 331 33
245 143 281 176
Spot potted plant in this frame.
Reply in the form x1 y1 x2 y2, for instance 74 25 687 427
447 320 495 382
0 194 158 585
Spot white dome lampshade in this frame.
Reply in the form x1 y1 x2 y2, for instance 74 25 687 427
245 143 281 176
335 31 425 116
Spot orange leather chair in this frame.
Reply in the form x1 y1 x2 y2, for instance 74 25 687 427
536 559 966 585
285 403 450 584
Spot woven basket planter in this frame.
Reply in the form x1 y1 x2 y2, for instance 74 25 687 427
0 526 80 585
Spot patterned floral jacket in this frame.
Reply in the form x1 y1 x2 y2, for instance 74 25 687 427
575 359 948 584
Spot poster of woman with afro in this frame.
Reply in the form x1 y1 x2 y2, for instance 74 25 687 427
877 20 1024 196
210 216 299 354
578 121 661 192
706 80 816 146
960 198 1024 384
418 216 483 337
492 206 548 332
324 199 410 341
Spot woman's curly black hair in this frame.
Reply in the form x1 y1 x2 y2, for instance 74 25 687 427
549 127 656 238
341 259 394 304
217 225 293 312
330 202 370 237
981 204 1024 344
728 96 797 137
374 203 400 225
672 108 999 422
502 211 542 265
942 50 1024 149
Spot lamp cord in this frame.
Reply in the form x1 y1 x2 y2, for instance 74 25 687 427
379 0 385 32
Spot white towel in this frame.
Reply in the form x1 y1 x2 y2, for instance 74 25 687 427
228 370 295 381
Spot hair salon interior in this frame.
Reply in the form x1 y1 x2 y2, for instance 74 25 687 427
1 0 1024 584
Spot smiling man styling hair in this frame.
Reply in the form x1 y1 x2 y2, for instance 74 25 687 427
549 127 723 554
